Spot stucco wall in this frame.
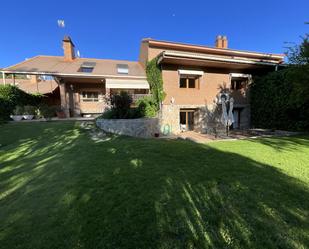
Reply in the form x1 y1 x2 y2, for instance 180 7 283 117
96 118 160 138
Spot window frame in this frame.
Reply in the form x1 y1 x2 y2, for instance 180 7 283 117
179 75 199 89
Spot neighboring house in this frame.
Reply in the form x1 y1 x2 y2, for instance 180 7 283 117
1 35 284 133
1 36 149 117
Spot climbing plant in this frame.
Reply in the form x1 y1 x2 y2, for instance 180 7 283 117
146 58 166 110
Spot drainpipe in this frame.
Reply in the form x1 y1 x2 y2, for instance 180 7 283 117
2 72 6 85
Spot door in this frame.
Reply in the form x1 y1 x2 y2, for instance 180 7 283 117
180 110 195 131
233 109 240 129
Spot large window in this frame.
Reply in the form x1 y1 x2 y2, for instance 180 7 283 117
179 76 198 88
81 91 99 102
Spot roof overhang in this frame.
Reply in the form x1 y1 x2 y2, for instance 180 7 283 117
146 39 285 62
157 51 285 70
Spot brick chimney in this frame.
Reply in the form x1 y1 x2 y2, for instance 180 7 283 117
63 36 75 61
215 35 228 49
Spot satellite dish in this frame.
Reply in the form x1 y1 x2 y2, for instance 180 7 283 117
76 50 81 58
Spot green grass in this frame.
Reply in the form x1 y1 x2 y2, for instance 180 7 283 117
0 122 308 249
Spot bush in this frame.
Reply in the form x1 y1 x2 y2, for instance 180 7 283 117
23 105 36 115
0 97 11 121
100 92 157 119
0 85 42 120
37 104 55 120
13 105 24 115
136 96 157 118
251 66 309 131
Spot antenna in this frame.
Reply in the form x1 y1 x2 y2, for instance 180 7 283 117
57 20 65 28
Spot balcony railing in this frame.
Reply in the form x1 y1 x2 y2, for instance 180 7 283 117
130 94 151 102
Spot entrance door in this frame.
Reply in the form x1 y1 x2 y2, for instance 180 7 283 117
180 110 195 131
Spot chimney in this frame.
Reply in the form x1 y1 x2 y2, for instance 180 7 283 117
215 35 228 49
63 36 75 61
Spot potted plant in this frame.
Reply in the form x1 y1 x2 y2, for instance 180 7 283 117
10 106 24 121
55 106 66 118
23 105 36 120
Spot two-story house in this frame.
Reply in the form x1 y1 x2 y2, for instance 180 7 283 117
1 35 284 133
139 36 284 133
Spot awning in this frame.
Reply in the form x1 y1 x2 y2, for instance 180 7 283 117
230 73 251 78
105 79 149 89
178 69 204 76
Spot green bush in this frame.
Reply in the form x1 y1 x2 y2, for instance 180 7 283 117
0 97 11 121
251 66 309 131
38 104 55 120
23 105 36 115
136 96 157 117
100 92 158 119
0 85 42 120
13 106 24 115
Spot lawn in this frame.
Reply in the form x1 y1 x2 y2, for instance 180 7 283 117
0 122 308 249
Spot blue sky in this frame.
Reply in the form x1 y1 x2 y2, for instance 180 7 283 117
0 0 308 68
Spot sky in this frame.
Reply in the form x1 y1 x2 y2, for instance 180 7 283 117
0 0 308 68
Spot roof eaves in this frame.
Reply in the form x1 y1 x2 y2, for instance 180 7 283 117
147 39 285 61
159 51 283 66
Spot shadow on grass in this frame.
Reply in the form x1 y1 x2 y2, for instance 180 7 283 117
0 122 308 249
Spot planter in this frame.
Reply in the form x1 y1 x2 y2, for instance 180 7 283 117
56 111 66 119
10 115 23 121
23 115 34 120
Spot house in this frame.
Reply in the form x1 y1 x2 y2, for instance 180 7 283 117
139 36 284 133
1 35 284 133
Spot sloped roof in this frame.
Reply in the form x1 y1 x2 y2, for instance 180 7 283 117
2 56 146 78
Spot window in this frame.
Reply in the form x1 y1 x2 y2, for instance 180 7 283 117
179 76 198 88
231 79 246 90
79 62 96 73
117 64 129 74
80 67 93 73
81 91 99 102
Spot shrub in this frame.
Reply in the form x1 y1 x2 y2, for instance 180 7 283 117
0 85 42 120
136 96 157 118
23 105 36 115
0 97 11 121
13 105 24 115
38 104 55 120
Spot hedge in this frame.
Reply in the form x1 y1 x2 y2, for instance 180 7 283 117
0 85 43 121
250 65 309 131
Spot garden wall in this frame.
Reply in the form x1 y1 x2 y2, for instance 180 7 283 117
96 118 160 138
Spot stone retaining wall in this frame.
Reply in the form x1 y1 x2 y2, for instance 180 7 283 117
96 118 160 138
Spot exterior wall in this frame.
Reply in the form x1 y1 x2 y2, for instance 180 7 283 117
158 64 251 134
59 82 107 117
161 65 232 106
96 118 159 138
